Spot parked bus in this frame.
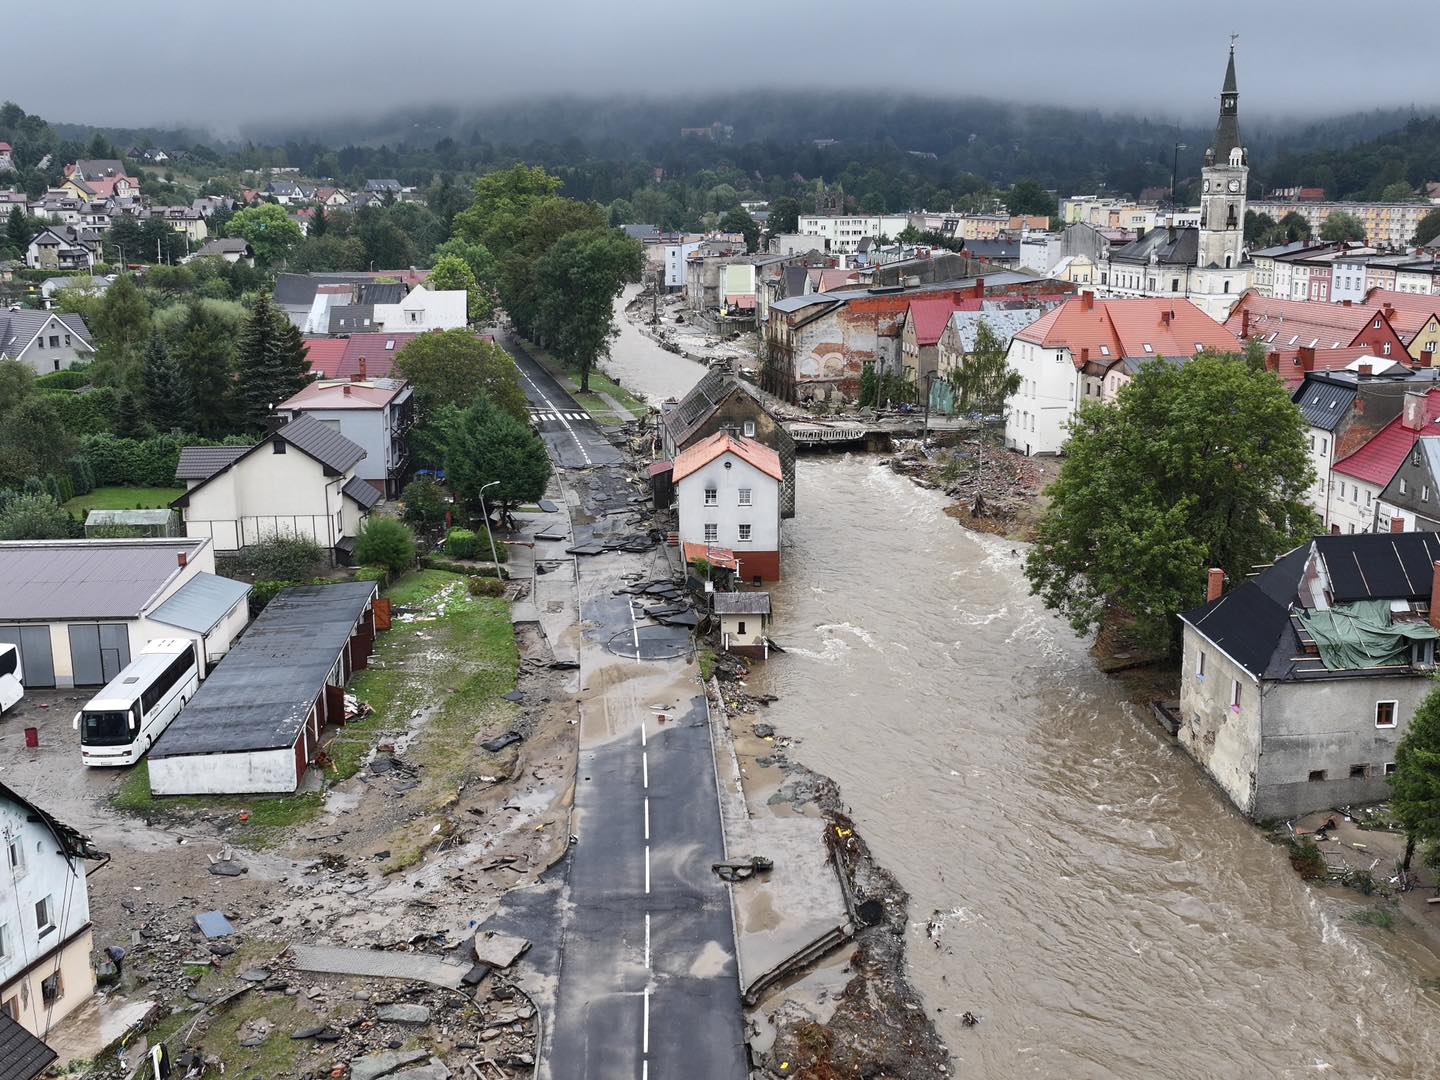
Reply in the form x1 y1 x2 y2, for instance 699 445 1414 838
0 643 22 714
74 639 200 766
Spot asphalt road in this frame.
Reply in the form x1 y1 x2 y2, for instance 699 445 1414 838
501 334 623 469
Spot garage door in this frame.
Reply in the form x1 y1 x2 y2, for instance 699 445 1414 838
0 625 56 689
68 624 131 687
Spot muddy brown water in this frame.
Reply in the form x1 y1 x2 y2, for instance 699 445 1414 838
606 312 1440 1078
752 458 1440 1080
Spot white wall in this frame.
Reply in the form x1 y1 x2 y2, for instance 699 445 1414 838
182 451 348 552
1004 338 1076 455
149 745 299 795
676 451 781 553
665 241 701 288
0 793 94 1035
288 408 387 489
1304 425 1335 526
1327 474 1380 534
373 285 467 332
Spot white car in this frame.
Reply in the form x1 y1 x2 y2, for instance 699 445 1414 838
0 643 23 714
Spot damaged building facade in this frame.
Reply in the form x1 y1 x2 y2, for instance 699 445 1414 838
1178 534 1440 820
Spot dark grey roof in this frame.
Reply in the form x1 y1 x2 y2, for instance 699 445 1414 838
781 265 809 298
328 304 375 333
0 1010 57 1080
622 224 660 240
279 413 366 474
664 368 773 448
197 238 252 256
0 539 205 620
0 310 94 355
150 582 378 758
175 445 248 481
1180 546 1308 679
713 591 770 615
961 238 1019 261
357 282 406 305
1109 227 1199 267
149 572 252 634
1211 46 1242 163
342 476 382 509
1293 377 1357 432
365 179 402 192
272 272 372 307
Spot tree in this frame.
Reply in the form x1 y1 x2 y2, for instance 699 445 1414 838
491 196 608 340
1380 182 1418 203
0 396 80 487
400 476 448 530
532 228 644 391
427 254 483 323
1277 211 1312 243
1320 211 1366 243
0 359 33 417
945 320 1022 515
357 211 415 269
1024 354 1318 654
0 494 75 541
311 203 327 237
767 196 801 236
608 198 635 227
290 234 366 273
90 274 152 364
452 164 564 252
234 293 309 431
1392 682 1440 869
444 397 551 516
165 299 238 437
355 518 417 574
394 330 527 421
1006 179 1057 219
5 205 30 255
431 238 499 321
1244 210 1277 246
227 203 304 266
1414 208 1440 247
141 332 191 433
718 208 760 253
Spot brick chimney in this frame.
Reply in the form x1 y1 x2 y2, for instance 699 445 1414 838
1299 345 1316 372
1430 561 1440 630
343 383 352 395
357 356 368 382
177 551 188 568
971 276 985 298
1392 516 1406 533
1357 362 1373 377
1080 346 1090 365
1207 568 1225 603
1161 309 1173 327
1342 299 1352 307
1383 302 1395 320
1241 308 1251 338
1081 291 1094 311
1265 351 1280 373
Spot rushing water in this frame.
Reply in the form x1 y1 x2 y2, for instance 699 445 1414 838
606 308 1440 1079
603 286 710 405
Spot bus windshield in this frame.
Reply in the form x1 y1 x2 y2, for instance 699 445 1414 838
81 709 135 746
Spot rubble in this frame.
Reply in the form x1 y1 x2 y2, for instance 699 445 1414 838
888 437 1047 538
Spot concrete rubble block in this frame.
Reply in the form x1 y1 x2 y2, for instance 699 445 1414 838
388 1064 451 1080
376 1003 432 1024
349 1048 431 1080
472 931 530 970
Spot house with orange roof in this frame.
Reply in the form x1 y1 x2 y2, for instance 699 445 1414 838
1329 388 1440 535
673 432 783 583
1224 292 1409 361
1004 294 1240 455
1359 290 1440 363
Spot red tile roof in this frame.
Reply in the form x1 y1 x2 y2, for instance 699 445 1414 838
905 298 961 347
673 432 782 483
682 542 740 571
1225 294 1381 344
1359 290 1440 338
1271 346 1399 389
1015 297 1237 366
1334 389 1440 485
301 338 347 378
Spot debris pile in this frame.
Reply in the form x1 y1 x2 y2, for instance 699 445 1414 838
888 439 1045 532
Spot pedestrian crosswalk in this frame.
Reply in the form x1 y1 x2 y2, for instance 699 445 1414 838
529 408 591 423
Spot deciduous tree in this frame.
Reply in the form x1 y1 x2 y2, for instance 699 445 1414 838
90 273 152 367
394 330 527 421
444 397 551 516
426 254 483 324
227 203 304 266
0 494 76 541
945 320 1022 515
532 227 644 391
718 208 760 253
1024 354 1318 653
1414 208 1440 247
1320 210 1366 243
1391 684 1440 870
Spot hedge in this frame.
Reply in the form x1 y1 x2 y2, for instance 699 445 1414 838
445 528 480 559
80 432 252 488
420 555 503 579
44 387 121 435
35 370 90 391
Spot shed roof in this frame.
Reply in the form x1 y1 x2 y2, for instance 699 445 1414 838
1292 378 1357 432
673 431 782 483
0 539 204 620
663 367 775 448
0 1012 56 1080
713 591 771 615
84 508 175 527
148 572 252 634
150 582 377 759
342 476 382 509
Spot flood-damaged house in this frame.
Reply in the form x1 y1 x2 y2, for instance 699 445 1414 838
1178 533 1440 820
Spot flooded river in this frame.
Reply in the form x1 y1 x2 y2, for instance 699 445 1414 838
604 306 1440 1078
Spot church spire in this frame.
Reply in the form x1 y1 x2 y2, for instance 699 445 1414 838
1208 41 1242 166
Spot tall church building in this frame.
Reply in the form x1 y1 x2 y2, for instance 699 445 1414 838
1100 44 1253 320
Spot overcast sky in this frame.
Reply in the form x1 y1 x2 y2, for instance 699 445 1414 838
11 0 1439 132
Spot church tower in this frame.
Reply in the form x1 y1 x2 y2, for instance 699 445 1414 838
1197 43 1247 272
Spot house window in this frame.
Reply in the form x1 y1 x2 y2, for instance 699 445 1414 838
737 524 752 543
1229 679 1241 711
738 488 752 506
48 335 59 347
273 441 286 454
0 922 8 961
40 971 61 1006
1384 343 1392 356
703 523 718 543
1308 769 1326 782
35 894 55 937
1 996 15 1022
1400 478 1409 495
52 359 60 371
743 421 756 437
1424 487 1430 503
6 837 24 878
1349 763 1370 779
704 486 717 506
1386 762 1398 777
1376 700 1398 728
1196 650 1206 679
64 334 71 346
737 620 747 635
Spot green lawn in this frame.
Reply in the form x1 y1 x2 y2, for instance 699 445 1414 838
519 338 649 420
112 570 518 848
65 485 184 514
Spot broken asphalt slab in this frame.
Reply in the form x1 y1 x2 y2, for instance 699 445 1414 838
350 1049 431 1080
472 930 530 970
194 911 234 938
288 945 468 989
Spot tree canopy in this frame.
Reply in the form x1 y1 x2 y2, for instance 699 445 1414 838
1320 210 1366 243
532 227 645 390
227 203 304 266
426 254 484 324
1391 684 1440 868
1024 354 1319 652
394 329 527 421
444 397 552 515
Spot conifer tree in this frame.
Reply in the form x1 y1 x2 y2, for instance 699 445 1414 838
141 331 191 433
234 293 310 432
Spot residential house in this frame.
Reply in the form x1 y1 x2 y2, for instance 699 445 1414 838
315 187 350 208
372 284 467 332
1393 258 1440 296
0 142 12 171
934 303 1059 412
273 271 432 330
267 179 302 205
302 333 422 380
661 367 796 518
713 591 771 658
899 297 965 385
795 214 911 255
1004 294 1241 456
145 206 208 244
25 227 100 272
664 239 702 291
195 238 254 265
1377 437 1440 532
277 375 415 497
1225 293 1410 361
364 179 402 196
0 782 101 1037
1179 534 1440 819
1363 290 1440 363
0 311 94 374
673 432 783 583
961 237 1021 269
1329 389 1440 534
173 415 375 562
0 537 248 687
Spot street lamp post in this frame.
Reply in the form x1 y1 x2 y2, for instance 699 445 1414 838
478 480 501 570
1171 143 1188 210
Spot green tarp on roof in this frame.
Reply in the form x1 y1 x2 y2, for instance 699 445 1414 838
1298 599 1440 670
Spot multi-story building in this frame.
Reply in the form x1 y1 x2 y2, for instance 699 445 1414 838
795 214 911 255
1247 200 1432 248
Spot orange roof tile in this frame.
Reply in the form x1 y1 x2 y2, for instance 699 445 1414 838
682 542 739 571
1016 297 1237 366
672 431 782 483
1360 290 1440 338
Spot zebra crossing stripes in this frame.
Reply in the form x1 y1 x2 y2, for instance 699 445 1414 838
529 408 591 423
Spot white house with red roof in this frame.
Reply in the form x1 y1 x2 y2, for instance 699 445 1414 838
1329 389 1440 535
277 373 414 498
0 142 13 171
1004 294 1240 455
673 432 783 583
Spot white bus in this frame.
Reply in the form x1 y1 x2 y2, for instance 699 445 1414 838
74 639 200 766
0 643 22 714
